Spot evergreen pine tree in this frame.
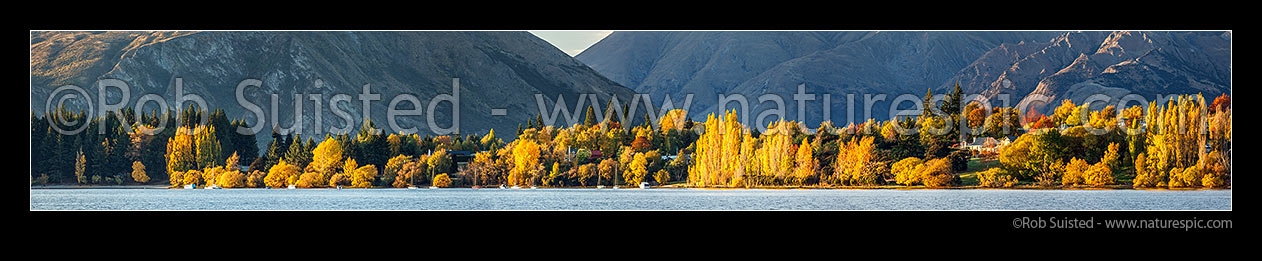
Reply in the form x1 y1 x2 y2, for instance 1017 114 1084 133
584 105 597 127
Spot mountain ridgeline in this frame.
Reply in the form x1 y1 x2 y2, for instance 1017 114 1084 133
31 31 636 148
576 31 1231 125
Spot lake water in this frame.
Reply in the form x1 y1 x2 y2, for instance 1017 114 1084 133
29 188 1231 210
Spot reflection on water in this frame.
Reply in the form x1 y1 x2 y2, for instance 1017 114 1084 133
30 188 1231 210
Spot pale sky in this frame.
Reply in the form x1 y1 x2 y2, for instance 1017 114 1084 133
530 31 613 56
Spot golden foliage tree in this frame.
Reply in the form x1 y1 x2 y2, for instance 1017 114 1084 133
352 165 378 188
131 160 149 183
510 140 541 186
626 152 649 185
978 167 1017 188
169 171 184 187
1061 158 1089 186
182 169 203 186
689 111 744 187
74 149 87 184
166 126 196 175
1083 162 1114 187
1132 153 1161 188
920 158 957 188
217 170 246 188
311 137 345 176
835 136 882 186
433 173 452 188
892 157 924 186
792 138 815 186
296 172 324 188
264 160 301 187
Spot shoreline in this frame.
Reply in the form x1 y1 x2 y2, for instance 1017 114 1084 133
30 184 1230 191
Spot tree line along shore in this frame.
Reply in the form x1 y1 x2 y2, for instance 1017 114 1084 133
30 86 1231 190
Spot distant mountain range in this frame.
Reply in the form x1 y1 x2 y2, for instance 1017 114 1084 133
31 31 635 147
577 31 1231 124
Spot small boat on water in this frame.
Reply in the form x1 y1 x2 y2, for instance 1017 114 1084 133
639 182 650 189
407 186 418 189
498 184 507 189
529 186 538 189
205 184 222 189
428 186 439 189
287 184 296 189
596 185 605 189
510 185 522 189
183 184 196 189
471 186 481 189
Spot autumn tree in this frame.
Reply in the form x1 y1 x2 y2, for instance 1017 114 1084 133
311 137 345 177
352 165 379 188
74 149 87 184
264 160 301 187
182 169 203 187
131 161 148 183
689 111 745 187
920 158 957 188
427 149 452 182
383 155 412 187
166 126 197 175
1062 158 1088 186
978 167 1018 188
225 152 241 172
892 157 925 186
835 136 882 186
217 170 246 188
433 173 452 188
654 169 669 186
510 140 541 186
626 152 648 185
1083 162 1114 187
792 138 816 186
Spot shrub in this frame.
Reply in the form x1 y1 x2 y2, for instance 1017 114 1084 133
654 169 670 185
264 161 301 187
31 174 50 185
892 157 924 186
1061 158 1088 186
1166 167 1185 188
246 170 266 188
433 173 452 188
1171 166 1203 188
202 166 224 186
1132 153 1162 188
352 165 378 188
217 170 246 188
1083 163 1114 187
920 158 957 188
169 171 185 186
183 170 203 186
978 168 1017 188
131 161 149 183
296 172 324 188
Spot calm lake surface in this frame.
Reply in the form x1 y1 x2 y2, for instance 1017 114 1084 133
30 188 1231 210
